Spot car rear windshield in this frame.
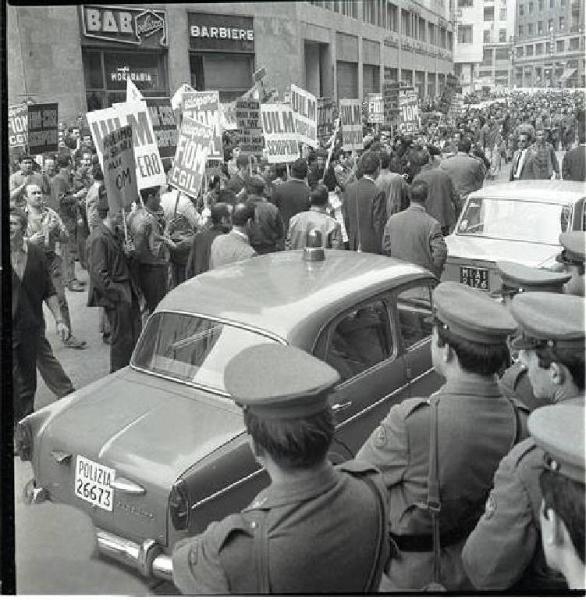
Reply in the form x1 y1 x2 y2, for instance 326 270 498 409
456 198 572 244
132 312 280 393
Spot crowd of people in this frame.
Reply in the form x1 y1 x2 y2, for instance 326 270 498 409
8 86 586 592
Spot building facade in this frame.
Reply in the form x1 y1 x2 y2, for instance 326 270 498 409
453 0 516 93
513 0 585 88
8 2 454 123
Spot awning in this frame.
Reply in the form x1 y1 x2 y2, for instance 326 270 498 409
560 67 577 81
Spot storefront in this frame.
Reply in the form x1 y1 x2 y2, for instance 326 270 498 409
188 11 255 102
79 5 170 111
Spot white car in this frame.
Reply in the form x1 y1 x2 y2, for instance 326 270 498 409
443 180 586 293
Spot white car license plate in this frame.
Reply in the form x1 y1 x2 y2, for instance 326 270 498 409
74 455 115 512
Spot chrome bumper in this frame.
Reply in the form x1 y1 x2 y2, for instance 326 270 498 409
96 529 173 581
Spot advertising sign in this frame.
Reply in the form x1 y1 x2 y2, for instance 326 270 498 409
235 99 264 154
188 12 254 52
398 91 420 134
146 98 178 159
87 101 165 190
9 104 28 149
168 116 213 198
367 93 384 124
339 99 363 151
183 90 223 160
27 103 58 155
260 103 299 164
317 97 336 144
290 84 318 148
102 125 138 214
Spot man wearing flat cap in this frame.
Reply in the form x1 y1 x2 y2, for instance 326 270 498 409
172 344 391 594
463 292 585 591
556 231 585 297
533 405 585 589
357 281 526 590
494 261 571 412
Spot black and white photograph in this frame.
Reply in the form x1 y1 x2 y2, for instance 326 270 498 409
3 0 585 594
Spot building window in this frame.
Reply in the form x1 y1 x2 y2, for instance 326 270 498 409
458 25 473 44
550 0 554 7
482 48 493 65
499 29 507 42
447 30 453 52
480 69 492 78
526 45 534 55
561 0 566 5
484 6 495 20
401 9 411 37
495 47 509 59
538 21 544 34
495 70 509 77
548 18 554 31
535 42 544 54
363 0 378 26
484 29 491 43
538 0 544 10
439 27 447 48
569 37 580 50
557 39 565 52
517 46 524 57
518 25 524 37
528 23 534 35
519 4 524 16
428 22 435 45
571 12 580 32
500 8 507 19
419 17 426 41
458 0 473 6
387 2 398 31
559 16 565 29
529 2 534 13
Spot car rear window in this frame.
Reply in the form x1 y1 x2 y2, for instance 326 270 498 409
132 312 280 392
456 198 572 244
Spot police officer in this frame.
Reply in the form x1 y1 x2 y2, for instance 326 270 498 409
556 231 585 297
172 344 390 594
357 281 524 591
533 405 585 590
462 292 585 590
494 261 571 412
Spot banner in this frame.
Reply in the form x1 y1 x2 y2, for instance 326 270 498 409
183 91 223 160
102 125 138 214
27 103 58 155
317 97 336 144
290 84 318 148
260 103 299 164
9 104 28 149
169 116 213 198
367 93 384 124
339 99 363 151
235 99 264 154
398 91 420 134
146 98 177 159
87 101 165 190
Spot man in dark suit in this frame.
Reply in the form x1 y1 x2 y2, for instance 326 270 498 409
87 192 141 373
413 149 459 235
209 202 257 269
342 152 386 254
382 180 447 278
510 130 535 181
272 158 311 234
562 125 586 181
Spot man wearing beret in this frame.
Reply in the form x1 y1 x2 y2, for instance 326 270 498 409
463 292 585 591
533 405 585 589
556 231 585 297
172 344 390 593
357 282 526 590
494 261 571 412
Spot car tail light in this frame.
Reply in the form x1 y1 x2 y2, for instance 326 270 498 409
15 419 33 461
170 479 190 531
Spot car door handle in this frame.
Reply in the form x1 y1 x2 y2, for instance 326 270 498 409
111 477 146 495
332 401 352 412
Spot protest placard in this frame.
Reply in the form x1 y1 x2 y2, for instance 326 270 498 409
339 99 363 151
235 99 264 154
260 103 299 164
102 125 138 214
367 93 384 124
183 91 223 160
220 102 238 131
383 81 401 127
398 91 420 134
290 84 318 148
317 97 336 145
169 116 213 198
87 101 165 190
146 98 177 159
27 103 58 155
9 104 28 149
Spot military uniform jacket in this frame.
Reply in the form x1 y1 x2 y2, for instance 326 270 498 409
172 461 389 594
499 361 551 412
462 438 567 591
356 374 527 591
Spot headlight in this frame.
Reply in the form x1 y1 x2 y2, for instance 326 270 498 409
15 418 33 461
169 479 190 531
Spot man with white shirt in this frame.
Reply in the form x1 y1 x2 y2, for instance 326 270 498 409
510 131 535 181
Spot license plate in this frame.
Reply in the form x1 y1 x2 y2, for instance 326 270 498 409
460 266 489 290
74 455 115 512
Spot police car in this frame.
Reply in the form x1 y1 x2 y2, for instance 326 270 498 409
17 245 442 581
443 180 586 293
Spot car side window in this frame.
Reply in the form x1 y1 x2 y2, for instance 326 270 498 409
323 299 392 382
397 284 433 349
